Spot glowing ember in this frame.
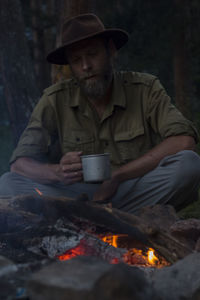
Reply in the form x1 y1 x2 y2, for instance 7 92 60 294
57 233 169 268
110 258 120 264
100 234 169 268
35 188 43 195
57 238 124 263
59 241 87 261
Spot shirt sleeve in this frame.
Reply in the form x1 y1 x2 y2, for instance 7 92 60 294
147 78 199 142
10 94 59 164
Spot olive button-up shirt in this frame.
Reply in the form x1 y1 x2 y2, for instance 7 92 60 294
10 71 198 171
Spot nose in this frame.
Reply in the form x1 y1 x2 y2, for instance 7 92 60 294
82 56 92 72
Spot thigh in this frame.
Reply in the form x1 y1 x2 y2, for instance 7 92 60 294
0 172 101 199
112 150 200 213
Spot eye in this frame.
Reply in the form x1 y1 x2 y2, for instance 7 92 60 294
69 56 81 65
72 58 80 64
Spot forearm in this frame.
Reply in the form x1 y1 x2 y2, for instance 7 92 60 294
10 157 60 184
112 135 196 184
10 151 83 185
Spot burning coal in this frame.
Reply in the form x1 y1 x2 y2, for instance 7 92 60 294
100 234 169 268
58 233 169 268
33 188 169 268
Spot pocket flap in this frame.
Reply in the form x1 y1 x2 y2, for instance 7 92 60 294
114 127 144 141
64 130 94 144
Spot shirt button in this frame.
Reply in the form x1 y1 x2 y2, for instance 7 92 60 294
105 141 109 146
76 137 80 142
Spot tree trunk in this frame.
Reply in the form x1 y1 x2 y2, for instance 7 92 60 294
0 0 40 144
44 0 55 81
173 0 191 119
30 0 51 91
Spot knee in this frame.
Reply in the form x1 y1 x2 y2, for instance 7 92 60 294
172 150 200 187
0 172 21 196
0 172 14 184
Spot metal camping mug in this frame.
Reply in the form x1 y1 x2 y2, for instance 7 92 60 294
81 153 111 183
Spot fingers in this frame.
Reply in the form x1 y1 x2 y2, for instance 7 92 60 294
63 170 82 179
62 172 83 184
59 152 83 184
61 162 82 173
60 151 82 164
60 169 82 185
61 160 82 181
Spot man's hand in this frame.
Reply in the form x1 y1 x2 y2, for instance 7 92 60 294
56 151 83 184
93 178 120 203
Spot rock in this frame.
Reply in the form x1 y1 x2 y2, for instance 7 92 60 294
191 285 200 300
170 218 200 241
27 257 112 300
0 256 18 300
0 255 18 277
93 263 160 300
137 204 179 232
170 218 200 250
27 256 159 300
152 253 200 300
0 280 16 300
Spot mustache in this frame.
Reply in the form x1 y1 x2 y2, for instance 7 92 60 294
79 73 98 80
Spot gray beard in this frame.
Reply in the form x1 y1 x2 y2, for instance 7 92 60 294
71 52 114 100
79 71 113 100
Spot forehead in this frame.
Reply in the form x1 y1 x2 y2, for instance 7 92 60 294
66 36 106 57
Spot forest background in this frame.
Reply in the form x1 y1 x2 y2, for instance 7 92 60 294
0 0 200 216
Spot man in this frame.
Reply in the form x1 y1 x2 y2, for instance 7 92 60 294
0 13 200 214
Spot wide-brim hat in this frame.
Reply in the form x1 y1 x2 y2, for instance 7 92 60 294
46 13 129 65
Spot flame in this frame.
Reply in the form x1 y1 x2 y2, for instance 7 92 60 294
100 234 169 268
35 188 43 195
101 234 119 248
148 248 159 265
57 234 169 268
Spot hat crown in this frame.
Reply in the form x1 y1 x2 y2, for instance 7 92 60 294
62 14 105 44
46 13 129 65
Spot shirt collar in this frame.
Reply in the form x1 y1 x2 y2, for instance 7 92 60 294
110 71 126 109
69 80 82 108
69 71 127 111
69 85 91 118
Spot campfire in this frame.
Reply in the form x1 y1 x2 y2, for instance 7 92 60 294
100 234 169 267
35 189 169 268
57 233 169 268
0 194 200 300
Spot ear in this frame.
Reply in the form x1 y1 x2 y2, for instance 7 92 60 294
108 39 117 58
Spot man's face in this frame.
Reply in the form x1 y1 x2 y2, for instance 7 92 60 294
66 37 114 100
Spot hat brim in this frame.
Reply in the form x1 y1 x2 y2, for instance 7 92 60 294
46 29 129 65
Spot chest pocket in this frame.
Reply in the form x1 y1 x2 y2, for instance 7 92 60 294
63 130 95 155
114 127 146 163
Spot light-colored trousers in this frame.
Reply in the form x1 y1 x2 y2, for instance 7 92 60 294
1 150 200 214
